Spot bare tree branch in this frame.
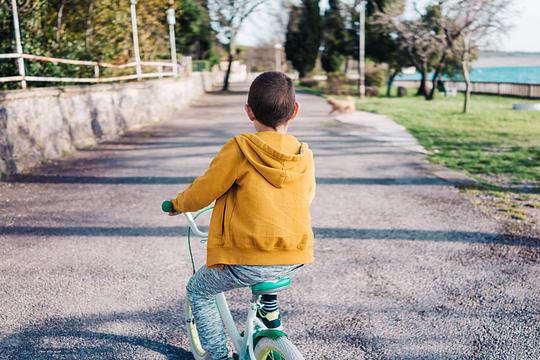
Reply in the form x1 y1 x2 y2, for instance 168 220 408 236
208 0 269 90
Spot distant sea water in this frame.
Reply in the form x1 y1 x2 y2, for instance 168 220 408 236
396 66 540 84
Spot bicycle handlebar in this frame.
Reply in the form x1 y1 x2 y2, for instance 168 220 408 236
161 200 209 238
184 212 209 238
161 200 174 213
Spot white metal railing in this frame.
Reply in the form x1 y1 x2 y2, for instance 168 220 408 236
394 80 540 99
0 53 190 85
1 0 187 89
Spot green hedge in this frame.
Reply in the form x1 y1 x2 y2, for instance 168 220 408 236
192 60 211 72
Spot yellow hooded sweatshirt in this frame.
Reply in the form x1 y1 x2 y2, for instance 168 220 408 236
172 131 315 268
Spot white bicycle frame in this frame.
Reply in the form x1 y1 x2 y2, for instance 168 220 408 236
184 212 269 360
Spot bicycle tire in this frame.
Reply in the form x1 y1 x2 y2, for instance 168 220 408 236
184 301 210 360
254 337 305 360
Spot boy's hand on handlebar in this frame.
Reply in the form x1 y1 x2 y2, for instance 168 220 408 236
162 200 180 216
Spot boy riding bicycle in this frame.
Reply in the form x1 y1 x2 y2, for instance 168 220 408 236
166 71 315 360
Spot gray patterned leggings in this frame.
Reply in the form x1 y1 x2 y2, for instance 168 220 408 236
186 264 302 360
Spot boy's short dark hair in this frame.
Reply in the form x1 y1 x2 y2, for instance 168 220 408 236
247 71 296 129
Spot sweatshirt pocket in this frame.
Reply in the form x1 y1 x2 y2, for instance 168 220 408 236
224 194 236 243
213 191 235 247
209 195 227 246
253 234 308 251
221 200 227 236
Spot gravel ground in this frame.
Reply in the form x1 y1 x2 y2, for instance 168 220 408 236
1 83 539 359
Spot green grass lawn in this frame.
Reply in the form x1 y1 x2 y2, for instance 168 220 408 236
296 83 540 224
356 93 540 186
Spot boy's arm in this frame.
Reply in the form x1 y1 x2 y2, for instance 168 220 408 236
172 138 241 212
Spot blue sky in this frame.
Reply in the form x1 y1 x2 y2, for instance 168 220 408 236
237 0 540 53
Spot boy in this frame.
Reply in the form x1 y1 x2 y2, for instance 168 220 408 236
167 71 315 360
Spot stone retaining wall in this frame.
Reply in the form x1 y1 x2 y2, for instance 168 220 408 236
0 72 220 175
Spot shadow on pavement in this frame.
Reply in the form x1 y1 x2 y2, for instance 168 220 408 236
6 175 197 185
2 226 538 247
8 174 536 194
6 175 448 186
78 140 227 151
0 308 192 359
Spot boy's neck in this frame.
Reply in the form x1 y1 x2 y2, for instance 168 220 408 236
253 120 288 134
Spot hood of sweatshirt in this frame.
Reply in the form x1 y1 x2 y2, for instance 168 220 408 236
234 132 312 189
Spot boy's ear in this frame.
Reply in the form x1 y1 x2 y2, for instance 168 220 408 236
289 102 300 121
245 104 256 122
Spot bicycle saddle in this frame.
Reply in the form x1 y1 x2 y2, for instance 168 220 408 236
251 277 291 295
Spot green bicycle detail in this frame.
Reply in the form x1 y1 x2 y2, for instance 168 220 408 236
164 204 305 360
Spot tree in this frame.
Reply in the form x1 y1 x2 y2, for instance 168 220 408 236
321 0 346 74
285 0 322 78
373 0 512 104
343 0 410 95
176 0 217 61
421 3 447 100
0 0 216 89
207 0 268 91
378 37 411 96
434 0 512 112
366 0 410 96
372 2 445 99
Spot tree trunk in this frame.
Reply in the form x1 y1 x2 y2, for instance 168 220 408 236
462 38 472 113
56 0 65 43
222 52 233 92
463 79 471 113
386 69 399 97
417 72 425 96
196 40 201 60
427 67 441 101
222 33 237 92
417 65 428 97
462 57 472 113
85 1 94 53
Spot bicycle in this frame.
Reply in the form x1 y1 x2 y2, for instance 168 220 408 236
161 201 305 360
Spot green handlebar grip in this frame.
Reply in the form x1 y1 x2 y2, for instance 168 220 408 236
161 200 174 213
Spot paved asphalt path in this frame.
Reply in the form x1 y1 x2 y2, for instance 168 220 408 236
1 82 539 359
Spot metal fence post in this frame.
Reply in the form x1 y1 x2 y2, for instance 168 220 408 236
274 43 282 72
130 0 142 80
166 8 178 77
357 0 366 99
11 0 26 89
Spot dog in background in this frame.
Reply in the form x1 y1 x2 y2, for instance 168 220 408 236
326 96 355 114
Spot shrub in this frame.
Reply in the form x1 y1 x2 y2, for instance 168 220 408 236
365 64 386 88
366 86 380 97
299 79 320 88
397 86 408 97
326 73 348 95
192 60 211 72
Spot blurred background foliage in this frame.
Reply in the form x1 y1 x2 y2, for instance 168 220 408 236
0 0 218 89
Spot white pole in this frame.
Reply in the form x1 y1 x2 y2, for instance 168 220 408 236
166 8 178 77
358 0 366 99
11 0 26 89
274 43 282 72
130 0 142 80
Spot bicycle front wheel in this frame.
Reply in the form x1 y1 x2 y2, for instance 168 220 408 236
254 337 304 360
184 301 210 360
